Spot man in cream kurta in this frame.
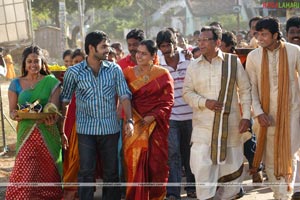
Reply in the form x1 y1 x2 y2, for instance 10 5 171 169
286 16 300 200
183 26 251 200
246 17 300 200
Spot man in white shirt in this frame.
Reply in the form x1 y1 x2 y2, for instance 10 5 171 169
156 29 196 200
183 26 251 200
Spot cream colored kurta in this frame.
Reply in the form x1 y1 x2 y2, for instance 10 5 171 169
246 42 300 199
246 42 300 155
183 50 252 147
183 50 251 200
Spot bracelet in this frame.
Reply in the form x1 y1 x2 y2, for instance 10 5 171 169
126 118 134 124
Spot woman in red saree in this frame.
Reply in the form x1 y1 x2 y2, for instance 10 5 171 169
123 40 174 200
6 45 68 199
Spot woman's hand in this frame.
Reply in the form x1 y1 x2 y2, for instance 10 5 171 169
61 133 69 150
43 114 58 125
141 116 155 125
9 110 21 121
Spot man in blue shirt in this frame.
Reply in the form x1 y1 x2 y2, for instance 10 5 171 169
61 31 133 200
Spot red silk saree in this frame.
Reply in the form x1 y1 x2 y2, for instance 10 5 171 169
123 66 174 200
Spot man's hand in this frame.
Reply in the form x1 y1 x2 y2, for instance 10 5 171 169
205 99 223 112
239 119 251 133
257 113 271 127
182 50 193 60
125 121 134 137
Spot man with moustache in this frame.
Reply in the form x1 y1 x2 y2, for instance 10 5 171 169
286 16 300 46
286 16 300 200
156 29 196 200
248 16 262 48
246 17 300 200
118 28 145 70
61 31 134 200
183 26 251 200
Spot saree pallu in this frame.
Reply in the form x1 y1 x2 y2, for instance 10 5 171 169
63 95 79 198
6 75 63 200
123 66 174 200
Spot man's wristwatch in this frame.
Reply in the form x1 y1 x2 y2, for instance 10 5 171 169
126 118 134 124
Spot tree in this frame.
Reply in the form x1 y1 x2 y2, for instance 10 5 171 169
31 0 134 27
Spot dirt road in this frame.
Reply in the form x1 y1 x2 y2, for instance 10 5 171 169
0 79 275 200
0 80 17 198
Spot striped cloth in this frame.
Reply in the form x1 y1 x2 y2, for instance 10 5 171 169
61 59 131 135
159 51 193 121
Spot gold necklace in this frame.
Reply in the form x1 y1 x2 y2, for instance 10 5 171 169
138 66 152 83
25 74 41 89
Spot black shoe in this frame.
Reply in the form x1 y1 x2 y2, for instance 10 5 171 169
235 187 245 199
292 192 300 200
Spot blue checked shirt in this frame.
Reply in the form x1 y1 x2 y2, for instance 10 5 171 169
61 60 131 135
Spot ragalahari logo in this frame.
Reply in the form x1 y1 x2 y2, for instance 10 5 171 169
262 1 300 8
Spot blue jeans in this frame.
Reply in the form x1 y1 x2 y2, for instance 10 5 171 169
167 120 195 199
77 133 121 200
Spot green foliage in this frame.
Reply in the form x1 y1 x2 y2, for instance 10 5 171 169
32 0 59 26
65 0 134 13
31 0 134 27
208 14 248 32
88 6 143 39
32 10 52 29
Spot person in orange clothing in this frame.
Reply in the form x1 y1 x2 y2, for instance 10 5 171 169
62 49 85 200
2 48 16 80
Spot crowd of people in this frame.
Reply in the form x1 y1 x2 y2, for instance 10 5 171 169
4 15 300 200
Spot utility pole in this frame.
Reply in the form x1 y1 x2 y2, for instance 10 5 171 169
59 0 67 52
236 0 240 32
77 0 85 49
233 0 241 32
27 0 34 44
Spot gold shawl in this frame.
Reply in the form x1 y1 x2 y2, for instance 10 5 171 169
252 41 292 189
211 53 237 164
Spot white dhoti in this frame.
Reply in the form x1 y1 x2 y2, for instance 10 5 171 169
264 131 298 200
294 150 300 193
190 143 244 200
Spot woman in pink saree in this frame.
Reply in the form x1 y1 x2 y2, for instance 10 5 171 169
122 40 174 200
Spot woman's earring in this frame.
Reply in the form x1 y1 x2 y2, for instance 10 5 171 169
149 60 153 67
